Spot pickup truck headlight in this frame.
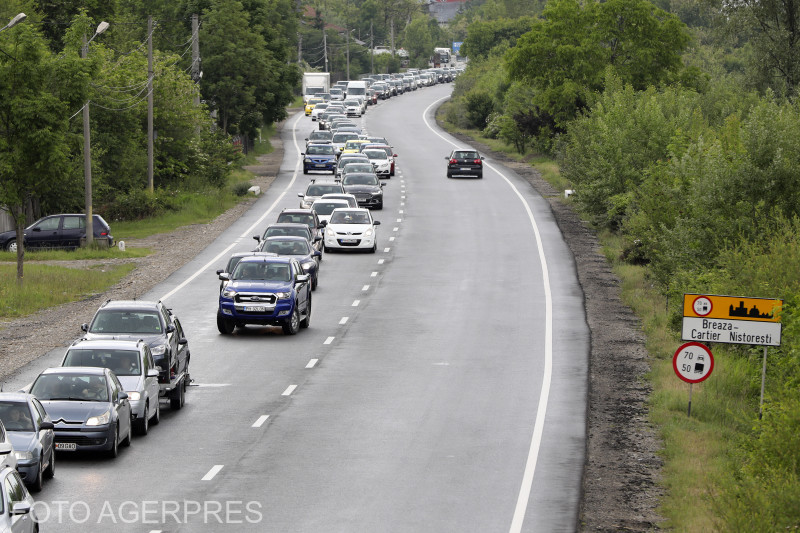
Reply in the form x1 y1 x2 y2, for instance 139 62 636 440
301 261 315 271
275 292 291 300
221 289 237 298
150 344 166 356
86 410 111 426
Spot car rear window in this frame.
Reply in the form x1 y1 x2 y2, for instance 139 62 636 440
363 150 385 159
307 184 341 196
307 145 334 155
454 151 479 159
90 311 162 334
63 349 142 377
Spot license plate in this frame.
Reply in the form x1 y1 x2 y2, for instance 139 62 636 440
244 306 267 312
461 167 471 170
340 239 357 244
315 164 326 168
55 442 77 451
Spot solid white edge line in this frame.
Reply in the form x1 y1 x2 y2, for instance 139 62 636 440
306 359 318 369
423 95 554 533
252 415 270 428
282 384 297 396
201 465 224 481
160 113 304 302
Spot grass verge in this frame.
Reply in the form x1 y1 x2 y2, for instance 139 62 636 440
0 246 151 262
0 263 136 319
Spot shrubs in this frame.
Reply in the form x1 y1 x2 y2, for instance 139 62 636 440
232 182 252 196
101 189 183 221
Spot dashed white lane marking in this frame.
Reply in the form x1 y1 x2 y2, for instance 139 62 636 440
397 218 402 222
282 385 298 396
362 285 370 291
306 359 318 369
401 195 406 199
383 248 391 252
339 316 349 324
352 300 360 306
393 227 399 231
378 259 385 264
324 336 335 344
389 237 395 242
371 272 378 277
252 415 270 428
401 203 405 206
202 465 224 481
399 210 404 214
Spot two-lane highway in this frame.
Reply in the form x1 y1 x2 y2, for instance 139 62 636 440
4 83 588 532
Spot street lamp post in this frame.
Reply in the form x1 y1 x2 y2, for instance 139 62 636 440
0 13 26 33
81 21 109 247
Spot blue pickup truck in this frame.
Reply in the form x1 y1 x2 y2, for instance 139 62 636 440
217 256 312 335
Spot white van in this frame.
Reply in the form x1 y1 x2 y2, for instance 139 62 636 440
345 81 368 112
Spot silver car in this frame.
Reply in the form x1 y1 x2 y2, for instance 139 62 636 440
62 338 161 436
0 394 54 492
0 465 37 532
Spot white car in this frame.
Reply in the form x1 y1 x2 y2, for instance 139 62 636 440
343 99 362 117
0 464 36 532
324 208 381 253
310 103 329 121
362 148 392 177
320 193 359 208
311 198 351 224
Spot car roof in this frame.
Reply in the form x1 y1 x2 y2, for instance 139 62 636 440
0 392 34 403
280 208 316 215
40 366 107 376
99 300 160 312
266 222 310 229
237 255 293 265
229 251 278 258
264 235 308 242
343 172 379 179
69 338 143 350
331 207 370 214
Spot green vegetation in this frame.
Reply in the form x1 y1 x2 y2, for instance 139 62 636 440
442 0 800 527
0 263 136 318
0 247 150 262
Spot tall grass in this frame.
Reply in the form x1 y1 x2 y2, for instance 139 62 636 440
0 263 136 319
0 247 150 262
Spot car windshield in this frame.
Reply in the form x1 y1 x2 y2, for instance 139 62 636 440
0 402 34 432
363 150 386 160
263 227 310 240
330 211 370 224
313 202 348 216
232 262 291 282
262 240 310 255
63 348 142 377
306 145 334 155
343 174 379 186
306 184 341 196
31 374 109 402
89 311 162 334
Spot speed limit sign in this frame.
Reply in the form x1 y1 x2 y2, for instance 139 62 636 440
673 342 714 383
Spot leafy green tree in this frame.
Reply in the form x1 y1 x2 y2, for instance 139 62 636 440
460 17 535 59
0 22 79 281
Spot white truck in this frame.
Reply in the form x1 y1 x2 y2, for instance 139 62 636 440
303 72 330 104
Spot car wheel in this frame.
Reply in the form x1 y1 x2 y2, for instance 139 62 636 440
170 379 185 410
300 295 311 329
43 448 55 479
311 273 317 291
151 399 160 425
376 202 383 210
107 425 119 458
370 242 377 253
135 403 149 436
29 460 43 492
217 315 235 334
323 245 331 253
446 172 452 179
6 239 16 253
282 307 300 335
303 167 308 175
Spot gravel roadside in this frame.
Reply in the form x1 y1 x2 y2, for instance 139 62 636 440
1 112 663 531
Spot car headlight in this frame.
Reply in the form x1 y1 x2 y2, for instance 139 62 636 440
275 292 291 300
13 451 32 461
127 391 141 401
365 228 374 237
304 158 312 163
326 228 335 237
222 289 237 298
86 410 111 426
373 190 383 197
301 261 315 271
150 344 166 356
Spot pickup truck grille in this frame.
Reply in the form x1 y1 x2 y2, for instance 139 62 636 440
236 293 277 305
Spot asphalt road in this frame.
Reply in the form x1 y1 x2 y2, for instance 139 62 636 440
4 83 589 532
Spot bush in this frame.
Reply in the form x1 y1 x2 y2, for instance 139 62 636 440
232 182 252 196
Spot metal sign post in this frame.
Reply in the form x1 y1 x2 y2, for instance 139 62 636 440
674 342 714 417
759 346 768 420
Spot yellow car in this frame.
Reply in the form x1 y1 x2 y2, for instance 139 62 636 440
340 139 371 155
305 98 324 116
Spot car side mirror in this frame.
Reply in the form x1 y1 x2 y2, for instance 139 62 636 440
166 324 176 334
298 193 304 198
380 183 385 187
11 501 32 516
216 269 223 275
119 391 129 401
178 337 188 346
81 323 89 332
319 221 327 227
39 421 54 431
147 368 160 378
373 221 381 226
300 153 306 156
444 156 449 160
313 236 322 242
313 251 322 257
296 274 311 284
219 272 230 281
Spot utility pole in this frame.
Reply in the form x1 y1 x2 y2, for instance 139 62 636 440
298 32 302 66
370 21 374 74
82 33 94 246
390 19 395 57
323 30 328 72
346 29 350 80
191 14 200 107
147 15 154 193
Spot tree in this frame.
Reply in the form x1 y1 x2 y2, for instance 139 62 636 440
0 23 78 281
460 17 535 60
504 0 690 134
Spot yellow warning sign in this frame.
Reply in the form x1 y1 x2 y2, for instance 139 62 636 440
683 294 782 323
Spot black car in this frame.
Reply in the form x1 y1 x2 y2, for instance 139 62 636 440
276 209 326 249
341 173 385 210
0 214 114 253
258 236 321 290
446 149 484 179
81 300 190 393
254 222 321 253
